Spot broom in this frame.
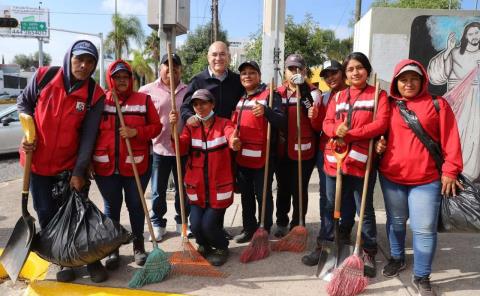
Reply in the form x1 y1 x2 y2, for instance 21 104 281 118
240 78 275 263
326 77 380 296
165 43 224 277
271 71 308 252
108 90 171 288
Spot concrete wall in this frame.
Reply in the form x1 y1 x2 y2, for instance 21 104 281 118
353 7 480 86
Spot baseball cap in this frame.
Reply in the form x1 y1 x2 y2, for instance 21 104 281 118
238 60 261 73
111 62 132 76
191 89 215 103
396 64 423 78
320 60 343 77
285 54 306 69
160 53 182 66
72 40 98 61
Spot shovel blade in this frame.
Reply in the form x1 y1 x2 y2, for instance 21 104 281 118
0 217 36 283
317 241 354 281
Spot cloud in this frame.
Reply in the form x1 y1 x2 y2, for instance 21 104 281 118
100 0 147 16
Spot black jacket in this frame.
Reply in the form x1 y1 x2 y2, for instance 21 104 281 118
180 69 244 122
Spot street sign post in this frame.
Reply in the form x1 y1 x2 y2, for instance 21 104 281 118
0 6 49 39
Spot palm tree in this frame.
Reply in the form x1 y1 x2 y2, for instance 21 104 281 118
105 14 144 60
130 50 154 90
144 31 160 78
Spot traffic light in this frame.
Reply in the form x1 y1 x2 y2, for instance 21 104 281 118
0 17 18 28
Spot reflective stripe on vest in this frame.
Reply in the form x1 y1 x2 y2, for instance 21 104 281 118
348 149 368 163
104 104 147 113
217 191 232 201
326 154 337 163
126 155 145 164
241 148 262 157
94 155 109 163
294 142 312 151
191 136 227 150
187 193 198 201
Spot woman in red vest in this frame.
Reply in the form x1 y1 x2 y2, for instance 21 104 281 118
92 60 161 269
323 52 390 278
170 89 240 266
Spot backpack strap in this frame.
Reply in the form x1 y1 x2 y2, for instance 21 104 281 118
37 66 60 96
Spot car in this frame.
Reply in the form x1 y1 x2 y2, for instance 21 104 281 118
0 105 22 154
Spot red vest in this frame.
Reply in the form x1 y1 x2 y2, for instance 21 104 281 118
323 86 388 178
178 117 235 209
21 67 104 176
231 87 270 168
93 91 161 176
277 84 316 160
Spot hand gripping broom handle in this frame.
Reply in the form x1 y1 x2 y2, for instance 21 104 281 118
111 90 158 249
166 43 188 239
296 70 304 226
354 75 379 255
259 78 275 228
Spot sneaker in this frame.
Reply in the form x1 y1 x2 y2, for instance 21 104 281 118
176 223 194 238
412 276 437 296
234 230 254 243
223 228 233 240
149 226 167 242
56 266 75 282
363 253 377 278
105 249 120 271
207 248 229 266
87 261 108 283
382 258 406 278
197 244 213 258
274 225 288 238
133 238 147 266
301 244 323 266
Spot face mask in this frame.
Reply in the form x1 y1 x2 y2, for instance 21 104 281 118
195 110 214 122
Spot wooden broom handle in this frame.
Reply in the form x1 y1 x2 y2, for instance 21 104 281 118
295 70 304 226
112 90 158 249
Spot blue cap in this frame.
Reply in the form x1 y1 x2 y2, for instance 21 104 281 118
72 40 98 61
111 63 132 76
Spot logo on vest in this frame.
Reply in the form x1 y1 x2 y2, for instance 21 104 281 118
76 101 86 112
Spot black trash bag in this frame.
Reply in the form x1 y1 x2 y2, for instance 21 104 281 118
51 170 72 208
438 174 480 233
33 187 131 267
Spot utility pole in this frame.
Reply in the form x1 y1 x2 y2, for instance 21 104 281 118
115 0 119 59
211 0 219 42
355 0 362 22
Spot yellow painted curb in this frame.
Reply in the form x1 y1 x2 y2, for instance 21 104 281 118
25 281 186 296
0 248 50 281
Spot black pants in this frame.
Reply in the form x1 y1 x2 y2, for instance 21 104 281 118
275 157 316 228
237 165 274 233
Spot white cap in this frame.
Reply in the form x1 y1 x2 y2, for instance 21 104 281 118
396 64 423 78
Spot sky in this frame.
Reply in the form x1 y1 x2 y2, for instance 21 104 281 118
0 0 478 66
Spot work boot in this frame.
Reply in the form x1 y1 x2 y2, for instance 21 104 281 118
412 275 437 296
363 252 377 278
87 261 108 283
273 225 288 238
149 226 167 242
56 266 75 283
197 244 213 258
301 242 324 266
207 248 229 266
105 249 120 271
133 238 147 266
382 257 406 278
234 230 254 243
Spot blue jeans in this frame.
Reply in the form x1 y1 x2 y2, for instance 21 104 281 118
30 173 60 229
237 165 274 232
150 153 189 227
325 171 378 253
95 173 149 239
379 174 441 277
190 205 228 250
317 150 356 243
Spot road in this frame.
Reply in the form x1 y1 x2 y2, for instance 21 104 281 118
0 153 21 183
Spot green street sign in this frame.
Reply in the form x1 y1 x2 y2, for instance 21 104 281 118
20 21 47 32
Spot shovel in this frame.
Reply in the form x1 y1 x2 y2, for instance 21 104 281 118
316 140 353 281
0 113 36 283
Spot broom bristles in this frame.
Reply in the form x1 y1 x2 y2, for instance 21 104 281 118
128 247 171 288
170 240 225 277
271 225 308 252
326 254 368 296
239 228 270 263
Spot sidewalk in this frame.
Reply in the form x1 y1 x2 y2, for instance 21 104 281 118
0 170 479 295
